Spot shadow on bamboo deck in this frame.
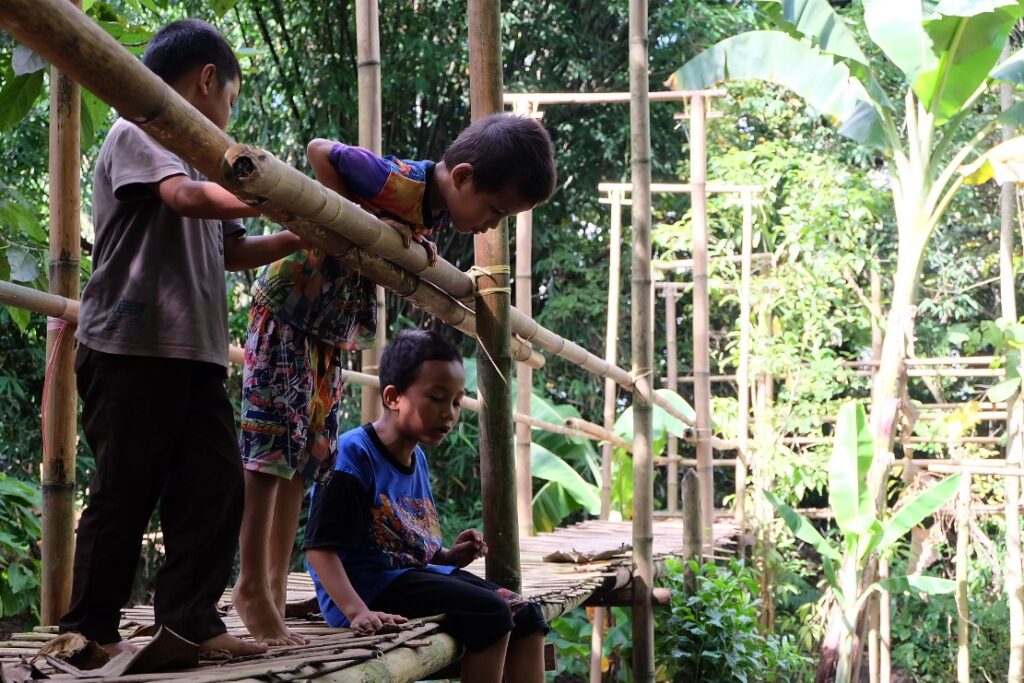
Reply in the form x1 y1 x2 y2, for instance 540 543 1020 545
0 519 734 682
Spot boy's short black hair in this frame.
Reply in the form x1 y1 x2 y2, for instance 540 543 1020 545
379 329 463 401
442 114 557 206
143 19 241 87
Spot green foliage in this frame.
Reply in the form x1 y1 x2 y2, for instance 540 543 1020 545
0 472 41 620
655 558 810 682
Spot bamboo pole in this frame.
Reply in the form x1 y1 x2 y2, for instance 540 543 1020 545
690 93 713 554
514 97 536 538
665 289 679 513
0 282 625 455
681 468 701 596
504 90 725 106
956 472 971 683
601 190 624 518
879 556 891 683
356 0 385 423
629 0 655 676
41 0 80 623
1001 44 1024 681
468 0 520 593
735 190 753 546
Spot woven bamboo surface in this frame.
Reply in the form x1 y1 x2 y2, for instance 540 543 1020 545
0 519 734 682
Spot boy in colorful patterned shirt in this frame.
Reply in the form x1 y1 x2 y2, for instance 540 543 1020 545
305 329 547 682
232 114 557 645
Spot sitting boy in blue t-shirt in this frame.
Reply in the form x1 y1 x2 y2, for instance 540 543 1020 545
303 330 547 682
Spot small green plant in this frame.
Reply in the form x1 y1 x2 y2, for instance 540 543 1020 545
655 558 810 682
765 401 961 682
0 472 41 620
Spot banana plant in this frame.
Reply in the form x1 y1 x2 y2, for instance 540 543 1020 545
765 402 961 683
671 0 1024 512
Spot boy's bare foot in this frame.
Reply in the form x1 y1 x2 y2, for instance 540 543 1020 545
100 640 140 658
197 632 267 659
232 584 310 646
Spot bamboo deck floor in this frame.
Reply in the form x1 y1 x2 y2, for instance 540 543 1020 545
0 519 734 682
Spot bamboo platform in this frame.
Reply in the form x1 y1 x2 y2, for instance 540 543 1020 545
0 519 733 682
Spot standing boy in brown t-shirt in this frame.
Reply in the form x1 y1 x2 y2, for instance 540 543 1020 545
59 19 303 658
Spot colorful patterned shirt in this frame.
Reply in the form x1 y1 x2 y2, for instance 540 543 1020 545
251 144 451 347
303 424 457 627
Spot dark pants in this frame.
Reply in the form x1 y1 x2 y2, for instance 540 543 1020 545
368 569 548 651
59 346 243 645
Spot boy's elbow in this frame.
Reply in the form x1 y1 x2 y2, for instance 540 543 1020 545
307 138 332 161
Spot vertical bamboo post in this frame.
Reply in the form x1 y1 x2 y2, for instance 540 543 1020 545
689 94 713 553
735 189 753 546
665 289 679 513
600 190 624 519
682 468 701 597
1000 45 1024 682
42 0 81 624
513 98 535 537
357 0 385 422
754 296 774 629
868 593 880 683
879 556 891 683
628 0 655 677
955 472 971 683
594 191 622 683
468 0 520 592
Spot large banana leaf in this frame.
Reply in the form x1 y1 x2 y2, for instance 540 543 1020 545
532 481 580 533
863 0 938 83
915 1 1023 122
876 574 957 595
669 31 889 149
991 45 1024 82
875 474 961 553
959 134 1024 183
765 489 842 561
828 402 876 537
530 442 601 515
759 0 869 65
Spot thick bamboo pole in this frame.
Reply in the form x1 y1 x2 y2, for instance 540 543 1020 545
514 99 536 539
601 190 624 518
1000 47 1024 681
681 468 701 596
356 0 385 423
628 0 655 676
468 0 520 593
689 94 713 554
665 290 679 513
735 190 753 546
41 0 81 624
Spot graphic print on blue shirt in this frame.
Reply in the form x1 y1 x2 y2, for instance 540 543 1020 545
305 424 455 627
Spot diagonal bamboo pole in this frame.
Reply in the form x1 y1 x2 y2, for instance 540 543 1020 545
629 0 655 677
356 0 385 423
0 0 707 427
467 0 520 593
41 0 81 624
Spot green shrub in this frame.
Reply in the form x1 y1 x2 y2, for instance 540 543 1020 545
0 472 41 620
655 558 809 682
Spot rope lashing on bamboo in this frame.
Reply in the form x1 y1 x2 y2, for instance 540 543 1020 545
466 264 512 298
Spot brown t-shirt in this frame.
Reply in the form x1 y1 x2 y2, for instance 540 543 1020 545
77 118 245 368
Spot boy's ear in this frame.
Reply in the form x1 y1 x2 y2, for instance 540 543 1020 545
198 63 218 95
450 163 475 190
381 385 401 411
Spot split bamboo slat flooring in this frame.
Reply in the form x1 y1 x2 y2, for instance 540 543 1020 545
0 520 734 682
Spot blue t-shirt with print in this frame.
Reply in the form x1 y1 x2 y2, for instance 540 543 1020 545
303 424 456 627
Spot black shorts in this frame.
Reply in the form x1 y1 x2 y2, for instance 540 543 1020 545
367 568 548 651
